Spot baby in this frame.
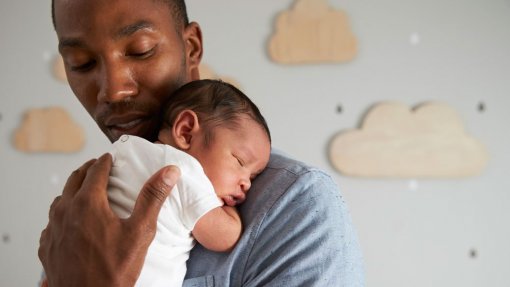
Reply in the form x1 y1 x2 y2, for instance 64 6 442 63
107 79 271 286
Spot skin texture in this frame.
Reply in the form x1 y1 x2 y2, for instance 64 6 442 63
39 0 203 285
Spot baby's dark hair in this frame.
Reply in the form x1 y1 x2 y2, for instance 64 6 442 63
161 79 271 146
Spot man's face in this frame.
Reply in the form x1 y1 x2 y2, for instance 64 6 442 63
54 0 202 142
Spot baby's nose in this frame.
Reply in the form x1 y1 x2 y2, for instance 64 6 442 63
240 179 251 192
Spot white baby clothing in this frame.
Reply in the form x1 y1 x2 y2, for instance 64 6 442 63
108 135 222 287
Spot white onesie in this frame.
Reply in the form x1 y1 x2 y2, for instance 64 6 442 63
108 135 222 287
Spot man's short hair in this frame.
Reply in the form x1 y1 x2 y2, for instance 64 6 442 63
51 0 189 30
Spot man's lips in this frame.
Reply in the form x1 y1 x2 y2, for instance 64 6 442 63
103 113 150 139
104 113 148 128
108 118 144 130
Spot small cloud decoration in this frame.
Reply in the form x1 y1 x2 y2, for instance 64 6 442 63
13 107 85 153
268 0 357 64
329 102 489 178
53 54 67 83
199 63 241 89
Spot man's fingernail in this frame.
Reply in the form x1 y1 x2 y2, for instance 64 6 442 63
99 153 112 161
163 166 181 186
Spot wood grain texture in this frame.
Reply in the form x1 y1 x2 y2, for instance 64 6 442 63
14 107 85 153
268 0 357 64
329 102 489 178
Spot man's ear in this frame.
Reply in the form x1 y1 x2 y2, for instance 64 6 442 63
183 22 203 81
172 110 200 150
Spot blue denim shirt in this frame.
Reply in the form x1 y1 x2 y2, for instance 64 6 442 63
184 150 365 286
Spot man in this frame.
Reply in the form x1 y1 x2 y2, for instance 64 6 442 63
38 0 365 286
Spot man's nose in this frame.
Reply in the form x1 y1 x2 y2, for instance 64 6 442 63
97 60 138 103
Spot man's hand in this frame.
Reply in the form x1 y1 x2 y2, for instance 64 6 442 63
38 153 180 287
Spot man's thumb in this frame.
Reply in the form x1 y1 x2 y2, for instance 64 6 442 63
131 165 181 226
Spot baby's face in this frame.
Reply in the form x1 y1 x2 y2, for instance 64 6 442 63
189 116 271 206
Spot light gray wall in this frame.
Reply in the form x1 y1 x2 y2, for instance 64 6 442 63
1 0 509 286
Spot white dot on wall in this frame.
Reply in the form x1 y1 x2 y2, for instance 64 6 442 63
50 174 60 186
410 33 421 46
408 179 419 191
43 51 52 62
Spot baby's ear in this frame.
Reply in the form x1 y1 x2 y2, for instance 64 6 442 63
172 110 200 150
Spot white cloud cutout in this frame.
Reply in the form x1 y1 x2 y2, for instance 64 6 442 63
329 102 489 178
268 0 357 64
14 107 85 153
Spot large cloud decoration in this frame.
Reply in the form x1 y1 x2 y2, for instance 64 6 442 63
268 0 357 64
329 102 489 178
14 107 85 153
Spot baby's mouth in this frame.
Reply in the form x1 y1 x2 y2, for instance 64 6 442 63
222 196 239 207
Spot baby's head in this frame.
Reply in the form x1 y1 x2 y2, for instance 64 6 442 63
158 79 271 206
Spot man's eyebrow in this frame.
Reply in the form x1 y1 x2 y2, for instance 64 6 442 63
115 20 154 39
58 38 83 50
58 21 154 51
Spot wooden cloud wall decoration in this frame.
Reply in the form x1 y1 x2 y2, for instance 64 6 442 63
199 63 241 89
268 0 357 64
328 102 489 178
13 107 85 153
53 54 67 82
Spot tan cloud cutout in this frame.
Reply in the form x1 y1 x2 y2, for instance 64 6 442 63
14 107 85 153
268 0 357 64
53 54 67 83
329 102 488 178
199 63 241 89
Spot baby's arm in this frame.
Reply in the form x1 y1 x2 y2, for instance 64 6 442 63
192 205 242 252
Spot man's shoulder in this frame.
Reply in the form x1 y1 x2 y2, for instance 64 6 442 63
257 149 335 192
266 149 324 177
185 150 365 286
244 149 340 218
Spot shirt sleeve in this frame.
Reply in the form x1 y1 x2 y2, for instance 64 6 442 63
242 170 365 287
171 153 223 231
